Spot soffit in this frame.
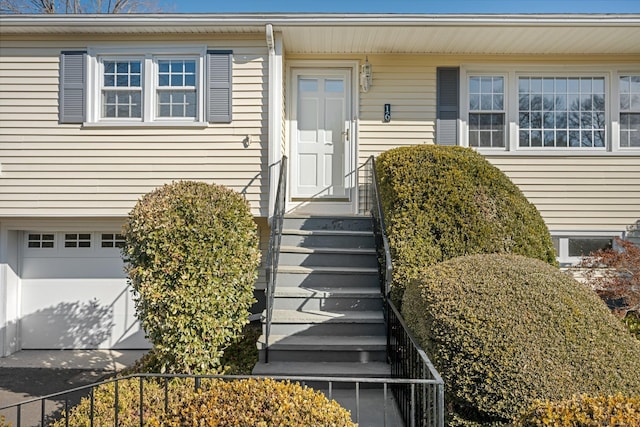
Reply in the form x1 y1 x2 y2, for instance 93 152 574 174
1 14 639 55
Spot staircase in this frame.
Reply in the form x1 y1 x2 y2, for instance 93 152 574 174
253 215 390 378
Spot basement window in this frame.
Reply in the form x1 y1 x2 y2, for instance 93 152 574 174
553 234 616 266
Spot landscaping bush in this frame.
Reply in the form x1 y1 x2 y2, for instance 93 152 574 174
516 394 640 426
402 254 640 426
158 378 355 426
52 377 355 427
122 181 260 374
51 377 170 427
376 145 556 303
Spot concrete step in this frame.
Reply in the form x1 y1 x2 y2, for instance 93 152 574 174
273 287 383 311
279 246 378 269
281 230 375 249
266 309 385 336
258 335 387 363
252 361 391 378
277 266 379 288
283 216 373 232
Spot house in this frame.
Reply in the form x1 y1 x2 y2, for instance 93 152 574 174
0 13 638 357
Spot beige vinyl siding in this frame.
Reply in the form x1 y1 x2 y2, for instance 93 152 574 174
0 36 269 217
358 55 437 164
346 54 640 233
488 155 640 232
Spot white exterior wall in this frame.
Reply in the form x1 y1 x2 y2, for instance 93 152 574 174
0 35 269 217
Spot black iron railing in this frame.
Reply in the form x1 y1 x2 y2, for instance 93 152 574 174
388 300 445 427
361 155 445 427
0 373 442 427
360 156 393 297
264 155 287 363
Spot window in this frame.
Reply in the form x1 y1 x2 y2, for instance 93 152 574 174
461 66 640 152
98 55 199 122
468 76 505 148
61 48 233 125
619 75 640 148
101 233 125 248
64 233 92 248
157 59 197 118
553 234 617 265
102 59 142 119
518 77 605 148
27 233 55 249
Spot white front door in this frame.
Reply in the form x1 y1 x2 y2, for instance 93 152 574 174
291 69 352 204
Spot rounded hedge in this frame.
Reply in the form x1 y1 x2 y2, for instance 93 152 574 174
160 378 356 426
52 377 355 427
122 180 260 374
376 145 556 303
402 254 640 426
516 394 640 427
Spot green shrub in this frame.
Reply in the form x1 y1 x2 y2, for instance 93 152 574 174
376 145 556 303
122 181 260 374
402 254 640 426
158 378 355 426
52 377 355 427
516 394 640 426
51 377 170 427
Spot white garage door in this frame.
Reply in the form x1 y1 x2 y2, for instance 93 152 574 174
20 231 149 350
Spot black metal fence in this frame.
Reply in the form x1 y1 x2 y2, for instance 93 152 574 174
0 373 441 427
388 300 445 427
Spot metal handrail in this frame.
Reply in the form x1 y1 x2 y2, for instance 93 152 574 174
264 155 287 364
361 155 445 427
361 156 392 298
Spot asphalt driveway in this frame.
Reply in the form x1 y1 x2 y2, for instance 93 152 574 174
0 350 145 426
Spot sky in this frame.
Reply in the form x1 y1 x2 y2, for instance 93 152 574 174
173 0 640 14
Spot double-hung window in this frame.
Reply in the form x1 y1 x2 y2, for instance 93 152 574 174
157 59 197 119
619 75 640 148
468 76 505 148
102 59 142 119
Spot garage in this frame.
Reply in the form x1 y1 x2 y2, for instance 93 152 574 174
19 230 149 350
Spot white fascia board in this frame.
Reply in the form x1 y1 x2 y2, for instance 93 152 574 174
1 13 639 34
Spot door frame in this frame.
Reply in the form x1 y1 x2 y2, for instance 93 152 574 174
286 60 360 215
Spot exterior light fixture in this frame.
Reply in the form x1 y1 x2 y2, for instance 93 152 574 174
360 57 372 92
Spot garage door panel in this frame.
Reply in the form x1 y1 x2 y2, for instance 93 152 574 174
20 278 148 349
21 257 127 279
20 230 150 350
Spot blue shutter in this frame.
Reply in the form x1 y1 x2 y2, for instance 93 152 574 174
207 50 232 123
59 51 86 124
436 67 459 146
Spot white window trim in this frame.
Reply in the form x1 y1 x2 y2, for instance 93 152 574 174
86 45 207 127
460 64 640 154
